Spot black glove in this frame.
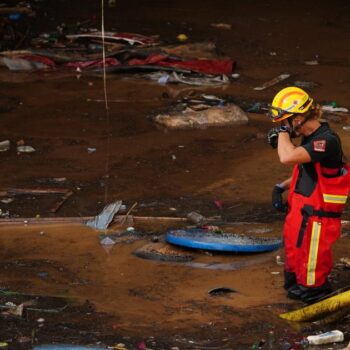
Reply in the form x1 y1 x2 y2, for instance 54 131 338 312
267 126 292 149
272 184 287 212
267 128 279 149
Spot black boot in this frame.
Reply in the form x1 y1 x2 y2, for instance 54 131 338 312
283 271 297 290
287 281 333 304
287 284 303 300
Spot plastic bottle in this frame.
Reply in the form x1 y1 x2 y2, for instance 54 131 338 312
307 330 344 345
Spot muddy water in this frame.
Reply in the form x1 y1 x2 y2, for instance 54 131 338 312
0 0 350 348
0 222 349 349
0 222 289 347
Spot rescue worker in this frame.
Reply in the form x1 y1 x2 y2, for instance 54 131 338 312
267 87 350 304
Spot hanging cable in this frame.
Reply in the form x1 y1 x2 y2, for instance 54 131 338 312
101 0 111 204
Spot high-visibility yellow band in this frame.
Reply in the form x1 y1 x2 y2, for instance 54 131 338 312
307 221 321 286
323 193 348 204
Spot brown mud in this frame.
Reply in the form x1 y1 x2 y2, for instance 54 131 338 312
0 0 350 349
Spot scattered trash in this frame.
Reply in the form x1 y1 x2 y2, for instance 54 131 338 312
154 103 248 129
322 105 349 113
148 71 230 86
1 56 53 71
100 236 116 246
134 242 193 262
271 271 280 275
339 257 350 268
269 52 277 56
137 341 146 350
0 198 14 204
66 32 160 46
176 33 188 42
0 140 10 152
87 147 96 153
0 209 10 218
343 126 350 131
187 211 208 225
253 73 291 91
37 272 49 279
17 145 36 153
307 330 344 345
157 74 170 85
276 255 284 265
304 60 319 65
5 302 23 316
294 80 318 89
208 287 236 296
36 177 67 184
214 199 223 210
232 73 240 78
86 201 123 230
210 23 232 30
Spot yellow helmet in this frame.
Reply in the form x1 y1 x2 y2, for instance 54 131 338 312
269 87 314 123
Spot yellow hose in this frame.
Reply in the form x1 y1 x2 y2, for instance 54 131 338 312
280 290 350 322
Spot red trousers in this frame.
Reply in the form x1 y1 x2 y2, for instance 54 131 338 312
284 163 350 287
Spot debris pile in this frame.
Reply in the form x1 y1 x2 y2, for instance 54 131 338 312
154 94 248 129
0 22 236 85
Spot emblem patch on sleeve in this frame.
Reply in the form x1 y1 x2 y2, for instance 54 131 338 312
313 140 326 152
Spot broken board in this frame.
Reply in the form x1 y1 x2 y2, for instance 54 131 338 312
166 229 282 253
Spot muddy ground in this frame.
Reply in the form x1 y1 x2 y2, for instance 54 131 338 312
0 0 350 349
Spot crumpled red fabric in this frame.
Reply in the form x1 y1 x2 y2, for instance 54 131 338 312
19 55 56 67
63 57 120 69
127 53 234 75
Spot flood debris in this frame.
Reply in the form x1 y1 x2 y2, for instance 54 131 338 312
210 23 232 30
1 22 235 84
293 80 318 89
148 71 229 86
208 287 236 296
134 242 193 262
86 201 123 230
0 187 73 213
49 190 73 213
17 144 35 153
99 230 144 246
322 104 349 113
66 32 159 46
154 103 248 129
304 60 319 65
0 140 10 152
187 211 208 225
307 330 344 345
253 73 291 91
176 33 188 42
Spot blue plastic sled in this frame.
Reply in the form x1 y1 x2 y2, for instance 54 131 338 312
166 229 282 253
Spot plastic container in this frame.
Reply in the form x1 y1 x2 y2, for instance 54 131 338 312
307 330 344 345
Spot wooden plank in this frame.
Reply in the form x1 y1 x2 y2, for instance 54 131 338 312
0 215 188 227
48 191 73 213
7 188 70 195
